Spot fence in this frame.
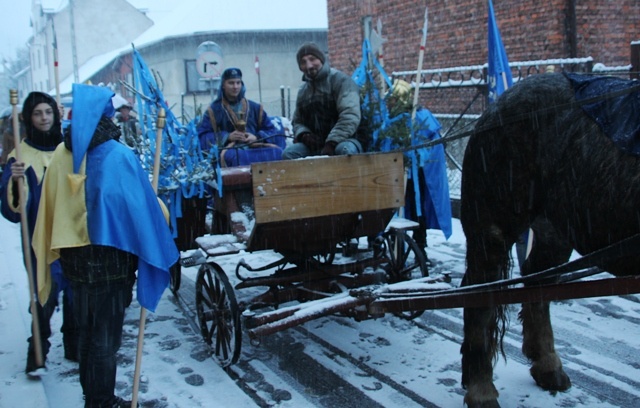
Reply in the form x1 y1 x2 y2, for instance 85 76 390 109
393 57 635 210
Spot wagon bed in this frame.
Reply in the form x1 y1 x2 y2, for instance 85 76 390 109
180 152 439 366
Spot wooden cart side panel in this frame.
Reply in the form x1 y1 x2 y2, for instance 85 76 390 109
251 152 405 224
246 209 396 253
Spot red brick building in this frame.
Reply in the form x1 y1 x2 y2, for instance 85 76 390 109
326 0 640 114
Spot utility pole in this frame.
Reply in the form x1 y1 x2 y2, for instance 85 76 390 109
69 0 80 83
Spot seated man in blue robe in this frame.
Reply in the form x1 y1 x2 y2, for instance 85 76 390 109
197 68 285 167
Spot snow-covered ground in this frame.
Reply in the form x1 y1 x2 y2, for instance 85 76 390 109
2 212 640 407
0 215 255 408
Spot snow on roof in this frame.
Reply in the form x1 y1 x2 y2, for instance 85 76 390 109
53 0 328 95
41 0 68 14
128 0 328 41
56 48 123 95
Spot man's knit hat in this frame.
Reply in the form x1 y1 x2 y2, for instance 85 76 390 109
221 67 242 81
296 43 326 65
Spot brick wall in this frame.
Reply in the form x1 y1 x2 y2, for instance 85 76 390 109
328 0 640 114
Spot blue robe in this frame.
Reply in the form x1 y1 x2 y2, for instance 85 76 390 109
197 86 285 166
33 140 179 312
386 109 453 239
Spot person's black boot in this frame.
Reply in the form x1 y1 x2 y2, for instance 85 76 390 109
25 350 47 378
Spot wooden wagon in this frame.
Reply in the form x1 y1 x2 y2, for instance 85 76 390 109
175 152 437 366
173 149 640 369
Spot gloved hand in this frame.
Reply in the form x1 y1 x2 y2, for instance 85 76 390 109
299 132 324 151
321 141 337 156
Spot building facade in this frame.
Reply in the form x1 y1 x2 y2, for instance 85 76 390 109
30 0 151 94
90 30 327 122
27 0 328 122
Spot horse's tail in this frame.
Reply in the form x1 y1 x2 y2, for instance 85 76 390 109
495 254 511 360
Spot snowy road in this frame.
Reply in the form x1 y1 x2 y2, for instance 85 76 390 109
3 214 639 407
174 219 640 408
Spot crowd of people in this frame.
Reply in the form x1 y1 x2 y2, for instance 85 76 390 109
0 41 451 408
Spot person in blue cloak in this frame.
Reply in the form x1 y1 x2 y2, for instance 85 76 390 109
383 80 453 263
0 91 78 376
197 67 285 167
32 84 179 408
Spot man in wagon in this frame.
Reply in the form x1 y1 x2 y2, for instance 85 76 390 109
197 67 285 167
282 43 366 159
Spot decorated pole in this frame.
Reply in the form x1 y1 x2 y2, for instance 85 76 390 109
376 18 387 95
52 19 61 107
411 5 428 122
131 107 165 407
10 89 45 369
151 108 165 192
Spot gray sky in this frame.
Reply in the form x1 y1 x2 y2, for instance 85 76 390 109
0 0 32 62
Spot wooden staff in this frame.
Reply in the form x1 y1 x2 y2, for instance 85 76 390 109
131 107 165 408
410 5 428 122
151 108 165 192
10 89 44 369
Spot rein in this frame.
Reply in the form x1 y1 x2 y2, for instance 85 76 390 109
378 232 640 299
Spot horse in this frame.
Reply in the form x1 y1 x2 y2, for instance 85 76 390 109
459 72 640 407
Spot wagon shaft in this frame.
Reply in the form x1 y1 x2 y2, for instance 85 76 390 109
369 276 640 314
245 293 374 339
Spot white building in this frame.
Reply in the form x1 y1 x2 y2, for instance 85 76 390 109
28 0 329 120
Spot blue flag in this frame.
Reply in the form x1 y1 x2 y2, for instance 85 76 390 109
487 0 512 103
131 48 215 232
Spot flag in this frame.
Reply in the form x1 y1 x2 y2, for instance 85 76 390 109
487 0 512 103
254 55 260 75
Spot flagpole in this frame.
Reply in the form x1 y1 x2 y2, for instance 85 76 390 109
131 107 165 408
51 19 61 107
10 89 45 370
411 5 428 122
255 56 262 104
376 18 387 95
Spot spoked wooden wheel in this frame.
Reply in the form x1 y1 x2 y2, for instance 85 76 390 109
195 262 241 367
380 229 428 320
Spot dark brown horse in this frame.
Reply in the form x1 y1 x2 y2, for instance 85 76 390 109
459 72 640 407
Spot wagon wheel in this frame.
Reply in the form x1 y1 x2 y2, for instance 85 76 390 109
169 262 181 294
380 229 428 320
195 262 241 367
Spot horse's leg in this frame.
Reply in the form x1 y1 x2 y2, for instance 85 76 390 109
519 218 572 391
461 225 512 408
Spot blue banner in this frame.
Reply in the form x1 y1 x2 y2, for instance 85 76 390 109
132 48 216 234
487 0 513 103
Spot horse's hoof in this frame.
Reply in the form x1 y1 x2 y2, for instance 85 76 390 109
464 386 501 408
464 399 501 408
532 368 572 391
